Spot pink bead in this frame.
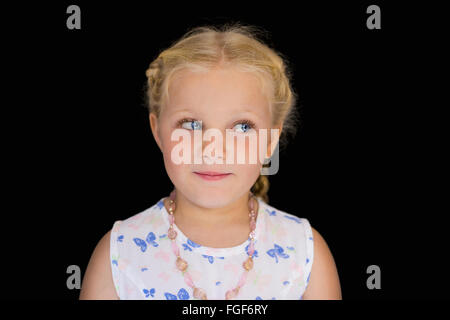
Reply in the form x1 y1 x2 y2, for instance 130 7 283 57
184 272 194 288
170 189 176 200
248 197 255 210
168 228 177 240
225 290 235 300
250 220 256 231
248 242 254 256
225 288 239 300
238 271 248 287
168 214 174 225
171 241 179 256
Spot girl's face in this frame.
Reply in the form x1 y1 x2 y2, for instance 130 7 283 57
150 66 280 208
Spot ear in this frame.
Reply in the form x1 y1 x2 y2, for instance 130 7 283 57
266 123 283 158
149 112 162 151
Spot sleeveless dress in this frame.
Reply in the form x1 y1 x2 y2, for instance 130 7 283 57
110 196 314 300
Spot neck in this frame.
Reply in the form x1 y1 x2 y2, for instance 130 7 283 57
166 191 255 229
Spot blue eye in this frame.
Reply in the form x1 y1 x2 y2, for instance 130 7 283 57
234 121 255 133
179 119 202 130
177 118 255 133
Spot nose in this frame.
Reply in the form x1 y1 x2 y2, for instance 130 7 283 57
202 149 224 164
200 131 227 164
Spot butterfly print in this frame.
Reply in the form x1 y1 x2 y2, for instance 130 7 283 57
245 243 259 257
164 288 189 300
182 239 202 251
283 215 302 224
143 288 155 298
201 255 225 264
133 232 159 252
266 244 290 263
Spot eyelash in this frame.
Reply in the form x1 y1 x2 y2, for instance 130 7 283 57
176 118 256 131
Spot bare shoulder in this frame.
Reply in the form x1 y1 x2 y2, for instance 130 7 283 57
79 229 119 300
302 226 342 300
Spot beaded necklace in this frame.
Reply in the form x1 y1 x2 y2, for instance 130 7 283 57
166 189 258 300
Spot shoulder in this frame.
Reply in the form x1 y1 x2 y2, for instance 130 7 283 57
79 229 119 300
302 226 342 300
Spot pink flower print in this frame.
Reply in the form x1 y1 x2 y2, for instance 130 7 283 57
145 214 165 228
128 222 141 230
127 214 145 230
270 223 287 239
289 261 302 279
118 258 130 272
188 269 203 283
158 271 171 282
124 281 135 295
154 250 171 263
224 262 240 276
248 269 272 291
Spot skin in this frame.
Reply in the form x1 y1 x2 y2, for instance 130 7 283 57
149 66 281 248
79 65 342 300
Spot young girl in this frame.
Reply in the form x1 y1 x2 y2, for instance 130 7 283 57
80 23 342 300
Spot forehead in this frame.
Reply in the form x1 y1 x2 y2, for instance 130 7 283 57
165 67 272 116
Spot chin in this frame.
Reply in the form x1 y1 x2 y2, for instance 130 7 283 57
185 187 236 208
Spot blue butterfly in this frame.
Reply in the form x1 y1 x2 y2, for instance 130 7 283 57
245 243 258 257
202 255 224 264
266 244 290 263
255 296 276 300
164 288 189 300
266 209 277 216
283 215 302 223
117 235 124 242
111 259 118 266
216 281 221 286
182 239 202 251
143 288 155 298
283 281 290 286
133 232 159 252
157 200 164 209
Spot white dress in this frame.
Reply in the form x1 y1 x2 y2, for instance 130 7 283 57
110 196 314 300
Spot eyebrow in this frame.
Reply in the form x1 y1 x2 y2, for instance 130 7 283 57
172 108 262 118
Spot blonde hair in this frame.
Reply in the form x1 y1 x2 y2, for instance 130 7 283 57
144 23 300 204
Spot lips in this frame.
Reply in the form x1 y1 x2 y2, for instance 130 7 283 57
193 171 232 181
194 171 231 176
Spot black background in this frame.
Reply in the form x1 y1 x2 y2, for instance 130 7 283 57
1 1 447 300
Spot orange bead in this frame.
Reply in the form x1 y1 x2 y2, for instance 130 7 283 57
176 257 188 271
243 257 253 271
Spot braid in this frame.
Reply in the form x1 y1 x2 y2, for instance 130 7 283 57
145 57 165 116
251 175 269 204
